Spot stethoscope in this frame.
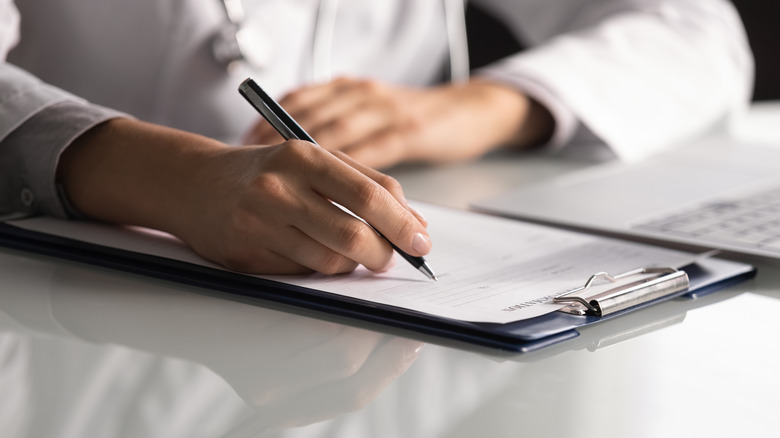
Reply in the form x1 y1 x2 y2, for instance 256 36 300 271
212 0 470 83
211 0 249 71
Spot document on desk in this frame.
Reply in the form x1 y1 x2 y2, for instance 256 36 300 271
6 203 698 324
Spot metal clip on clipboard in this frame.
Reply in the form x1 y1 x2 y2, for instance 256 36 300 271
553 267 690 317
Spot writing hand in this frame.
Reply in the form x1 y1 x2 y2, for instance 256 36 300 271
58 119 430 275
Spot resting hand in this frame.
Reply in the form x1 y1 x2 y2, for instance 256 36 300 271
58 119 430 275
243 77 554 169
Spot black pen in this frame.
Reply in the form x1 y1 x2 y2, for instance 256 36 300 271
238 78 438 281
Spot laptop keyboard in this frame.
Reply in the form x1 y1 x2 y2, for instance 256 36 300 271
633 186 780 254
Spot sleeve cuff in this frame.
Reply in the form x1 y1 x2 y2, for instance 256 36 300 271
0 100 129 219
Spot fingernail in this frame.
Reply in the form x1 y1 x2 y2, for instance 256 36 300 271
412 233 432 255
409 204 428 227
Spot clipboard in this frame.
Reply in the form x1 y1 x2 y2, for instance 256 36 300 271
0 218 755 353
475 258 753 361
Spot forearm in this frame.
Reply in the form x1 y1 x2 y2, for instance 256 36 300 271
56 118 225 236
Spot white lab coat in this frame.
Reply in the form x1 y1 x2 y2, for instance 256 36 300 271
0 0 753 215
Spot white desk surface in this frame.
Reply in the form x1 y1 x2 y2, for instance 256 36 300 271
1 105 779 438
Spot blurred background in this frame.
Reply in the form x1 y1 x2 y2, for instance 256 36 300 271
729 1 780 101
466 1 780 101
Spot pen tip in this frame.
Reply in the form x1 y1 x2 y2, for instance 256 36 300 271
418 263 438 282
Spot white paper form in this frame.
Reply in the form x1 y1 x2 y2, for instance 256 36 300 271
8 203 698 324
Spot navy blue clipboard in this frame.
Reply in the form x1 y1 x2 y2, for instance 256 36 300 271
0 222 756 353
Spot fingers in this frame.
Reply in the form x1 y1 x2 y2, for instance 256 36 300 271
279 77 355 114
243 78 415 164
261 336 422 428
287 191 396 272
221 205 388 275
241 327 385 406
333 151 428 227
306 101 401 152
224 335 422 432
195 141 429 276
280 79 366 130
304 148 432 258
244 78 357 145
200 221 359 276
336 129 412 170
284 81 406 152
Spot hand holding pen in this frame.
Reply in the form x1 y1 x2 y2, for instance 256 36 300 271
56 81 433 278
239 78 437 280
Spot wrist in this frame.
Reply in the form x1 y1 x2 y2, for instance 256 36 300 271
57 118 227 235
465 79 555 149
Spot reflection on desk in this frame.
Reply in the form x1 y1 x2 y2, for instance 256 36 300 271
2 247 780 437
0 251 422 436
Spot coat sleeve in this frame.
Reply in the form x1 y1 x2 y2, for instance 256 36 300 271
470 0 754 161
1 1 126 218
